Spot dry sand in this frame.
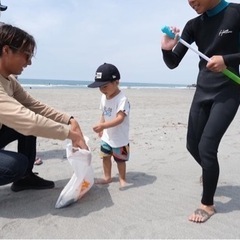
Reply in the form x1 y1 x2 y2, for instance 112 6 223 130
1 87 240 239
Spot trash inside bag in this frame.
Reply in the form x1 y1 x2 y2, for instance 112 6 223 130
55 140 94 208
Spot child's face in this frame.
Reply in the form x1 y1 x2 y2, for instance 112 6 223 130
188 0 220 14
99 80 120 99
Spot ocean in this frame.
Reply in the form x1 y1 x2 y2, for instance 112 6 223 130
19 78 191 89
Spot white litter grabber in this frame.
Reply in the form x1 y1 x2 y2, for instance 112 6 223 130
161 26 240 85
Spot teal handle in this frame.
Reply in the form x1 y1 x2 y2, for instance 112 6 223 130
161 26 175 39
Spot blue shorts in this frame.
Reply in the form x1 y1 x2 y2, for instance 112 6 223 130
100 141 130 162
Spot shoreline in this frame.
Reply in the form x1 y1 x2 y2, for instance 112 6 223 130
19 78 193 90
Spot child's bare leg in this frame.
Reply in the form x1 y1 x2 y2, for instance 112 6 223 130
95 156 112 184
117 161 126 187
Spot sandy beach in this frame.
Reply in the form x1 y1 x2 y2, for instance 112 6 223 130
1 87 240 239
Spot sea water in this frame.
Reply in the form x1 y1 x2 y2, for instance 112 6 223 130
19 78 190 89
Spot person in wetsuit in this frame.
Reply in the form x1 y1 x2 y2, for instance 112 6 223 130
161 0 240 223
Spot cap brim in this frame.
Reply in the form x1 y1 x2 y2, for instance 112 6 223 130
0 5 7 11
87 80 111 88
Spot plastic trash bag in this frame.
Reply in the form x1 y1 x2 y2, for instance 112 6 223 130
55 140 94 208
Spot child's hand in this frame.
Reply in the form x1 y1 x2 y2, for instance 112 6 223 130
93 123 104 133
98 131 103 138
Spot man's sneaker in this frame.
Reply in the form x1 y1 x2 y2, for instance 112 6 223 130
11 172 55 192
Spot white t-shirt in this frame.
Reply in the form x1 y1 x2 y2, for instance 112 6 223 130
100 91 130 148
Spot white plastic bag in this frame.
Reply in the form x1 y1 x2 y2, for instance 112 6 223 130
55 140 94 208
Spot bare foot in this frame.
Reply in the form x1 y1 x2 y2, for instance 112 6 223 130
94 178 112 184
189 204 216 223
119 179 127 188
34 157 43 165
119 180 134 191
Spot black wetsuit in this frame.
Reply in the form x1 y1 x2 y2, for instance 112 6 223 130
162 1 240 205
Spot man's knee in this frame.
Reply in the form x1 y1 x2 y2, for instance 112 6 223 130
187 137 199 158
0 153 28 185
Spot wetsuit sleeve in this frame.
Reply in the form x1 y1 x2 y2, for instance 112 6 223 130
222 4 240 70
223 52 240 67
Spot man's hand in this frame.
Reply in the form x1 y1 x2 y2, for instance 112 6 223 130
68 118 88 150
207 55 226 72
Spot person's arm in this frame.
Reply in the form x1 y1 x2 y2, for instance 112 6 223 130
11 78 70 124
0 88 69 139
0 89 88 149
0 79 87 149
161 22 193 69
93 111 125 133
223 53 240 69
222 4 240 69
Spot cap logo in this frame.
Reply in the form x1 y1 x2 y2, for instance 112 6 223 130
112 75 116 79
95 72 102 79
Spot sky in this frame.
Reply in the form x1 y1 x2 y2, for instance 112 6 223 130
1 0 239 84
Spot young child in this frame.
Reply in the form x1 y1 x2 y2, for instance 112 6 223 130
88 63 130 188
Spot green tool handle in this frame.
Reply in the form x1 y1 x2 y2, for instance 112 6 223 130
222 69 240 84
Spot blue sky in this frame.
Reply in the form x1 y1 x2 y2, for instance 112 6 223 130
1 0 239 84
